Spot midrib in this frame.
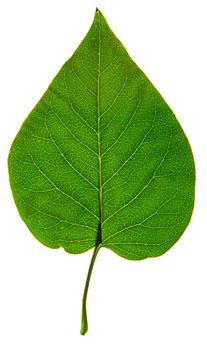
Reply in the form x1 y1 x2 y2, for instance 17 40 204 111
80 17 103 333
97 16 103 235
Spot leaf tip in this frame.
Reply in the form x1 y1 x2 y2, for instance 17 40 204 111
95 7 100 13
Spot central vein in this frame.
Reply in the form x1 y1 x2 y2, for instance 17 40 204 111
80 13 102 335
97 15 103 228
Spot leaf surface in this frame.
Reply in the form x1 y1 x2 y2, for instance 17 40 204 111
8 9 195 334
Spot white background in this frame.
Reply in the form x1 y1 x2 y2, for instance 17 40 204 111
1 0 207 349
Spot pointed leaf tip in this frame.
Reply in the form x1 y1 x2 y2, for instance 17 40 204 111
96 7 100 12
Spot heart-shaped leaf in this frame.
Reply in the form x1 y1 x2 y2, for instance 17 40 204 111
8 9 195 334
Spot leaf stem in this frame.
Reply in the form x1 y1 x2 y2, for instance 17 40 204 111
80 243 101 335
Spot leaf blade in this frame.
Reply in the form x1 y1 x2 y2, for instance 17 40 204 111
8 10 195 259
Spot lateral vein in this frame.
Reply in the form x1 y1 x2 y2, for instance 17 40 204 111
24 138 99 221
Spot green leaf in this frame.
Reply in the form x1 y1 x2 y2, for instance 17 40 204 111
8 9 195 335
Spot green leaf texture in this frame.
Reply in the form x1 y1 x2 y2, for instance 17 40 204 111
8 10 195 261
